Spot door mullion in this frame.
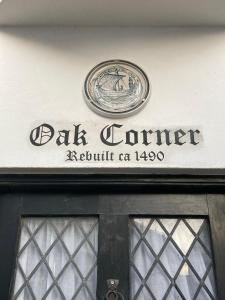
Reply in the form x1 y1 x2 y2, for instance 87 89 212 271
0 194 22 299
97 214 129 300
207 194 225 300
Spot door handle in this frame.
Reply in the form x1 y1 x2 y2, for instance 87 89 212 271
105 279 125 300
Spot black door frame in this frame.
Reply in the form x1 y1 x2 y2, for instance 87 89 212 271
0 169 225 300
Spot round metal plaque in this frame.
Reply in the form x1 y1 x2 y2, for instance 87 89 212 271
84 60 150 118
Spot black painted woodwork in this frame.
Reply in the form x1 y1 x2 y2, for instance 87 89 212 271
0 169 225 193
97 215 129 300
207 195 225 300
0 195 22 299
0 172 224 299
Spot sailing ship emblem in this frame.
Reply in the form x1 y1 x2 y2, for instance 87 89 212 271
96 68 137 101
84 60 150 118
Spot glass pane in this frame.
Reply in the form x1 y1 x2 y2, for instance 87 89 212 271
130 218 217 300
12 217 98 300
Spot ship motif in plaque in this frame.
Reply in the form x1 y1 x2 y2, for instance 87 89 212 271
84 60 150 118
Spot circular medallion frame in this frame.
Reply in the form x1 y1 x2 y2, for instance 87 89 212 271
84 60 151 118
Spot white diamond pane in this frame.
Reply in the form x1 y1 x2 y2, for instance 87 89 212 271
45 287 62 300
176 267 199 300
13 269 24 296
35 222 57 254
12 217 98 300
16 287 33 300
26 219 43 234
146 220 167 254
74 241 96 277
132 241 155 278
58 263 82 299
186 219 204 234
135 287 154 300
18 227 30 251
188 241 211 278
29 263 53 299
46 240 69 277
146 264 170 299
160 241 183 277
166 287 183 300
196 288 212 300
205 269 217 297
159 219 177 234
172 220 194 255
18 241 41 276
61 222 84 255
130 218 217 300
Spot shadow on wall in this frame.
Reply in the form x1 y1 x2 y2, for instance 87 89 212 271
0 27 225 64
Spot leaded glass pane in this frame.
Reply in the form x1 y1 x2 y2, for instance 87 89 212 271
12 217 98 300
130 218 217 300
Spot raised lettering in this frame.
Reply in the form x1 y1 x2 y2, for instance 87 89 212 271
155 130 172 146
73 124 87 145
125 130 138 146
142 130 153 145
56 130 70 146
30 123 54 146
189 129 201 145
174 129 186 145
100 124 123 146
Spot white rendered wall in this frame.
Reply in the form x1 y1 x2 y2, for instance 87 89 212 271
0 27 225 170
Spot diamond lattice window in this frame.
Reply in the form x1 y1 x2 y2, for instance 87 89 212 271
12 217 98 300
130 218 217 300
